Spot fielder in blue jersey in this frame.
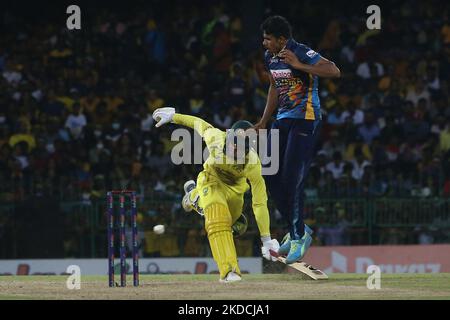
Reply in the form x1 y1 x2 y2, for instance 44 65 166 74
254 16 340 264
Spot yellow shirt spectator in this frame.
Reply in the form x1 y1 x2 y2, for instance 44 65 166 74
105 96 124 113
161 137 179 155
378 75 391 91
441 24 450 44
147 98 164 112
440 129 450 153
234 237 254 256
56 95 75 111
49 48 73 58
146 90 164 112
144 231 160 256
159 233 180 257
80 96 100 114
9 133 36 151
345 143 372 162
183 229 204 257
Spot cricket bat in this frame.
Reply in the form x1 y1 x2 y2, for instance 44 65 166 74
269 249 329 280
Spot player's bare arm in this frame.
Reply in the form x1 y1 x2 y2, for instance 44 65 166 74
253 73 278 131
279 49 341 78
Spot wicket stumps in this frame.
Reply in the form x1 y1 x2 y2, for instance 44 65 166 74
107 190 139 287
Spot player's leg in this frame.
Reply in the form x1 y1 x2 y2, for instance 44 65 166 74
183 178 248 238
198 175 241 282
282 119 321 263
205 202 241 282
263 119 290 221
266 119 310 255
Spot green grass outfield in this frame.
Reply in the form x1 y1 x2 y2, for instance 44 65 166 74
0 274 450 300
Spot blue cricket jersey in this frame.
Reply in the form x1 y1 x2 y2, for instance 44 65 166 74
264 38 322 121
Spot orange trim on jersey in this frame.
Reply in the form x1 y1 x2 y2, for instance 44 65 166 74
305 74 315 120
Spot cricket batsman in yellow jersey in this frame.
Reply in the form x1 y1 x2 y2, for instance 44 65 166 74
152 107 280 282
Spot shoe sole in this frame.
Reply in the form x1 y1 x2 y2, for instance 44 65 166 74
184 180 195 193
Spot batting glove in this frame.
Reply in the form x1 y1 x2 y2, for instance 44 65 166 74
261 239 280 262
152 107 175 128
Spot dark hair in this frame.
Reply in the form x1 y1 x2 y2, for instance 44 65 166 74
261 15 292 39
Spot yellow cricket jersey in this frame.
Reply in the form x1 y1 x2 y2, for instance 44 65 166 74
172 113 271 237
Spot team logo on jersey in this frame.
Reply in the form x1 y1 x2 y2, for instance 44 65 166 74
270 57 280 63
306 50 318 58
270 68 293 79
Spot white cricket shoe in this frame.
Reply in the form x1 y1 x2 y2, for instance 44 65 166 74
219 272 242 283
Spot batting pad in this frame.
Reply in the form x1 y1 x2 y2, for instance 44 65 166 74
204 203 241 279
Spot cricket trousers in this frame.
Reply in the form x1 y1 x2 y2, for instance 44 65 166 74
264 118 321 240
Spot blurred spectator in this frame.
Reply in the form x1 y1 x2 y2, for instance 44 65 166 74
189 84 205 115
80 92 100 116
144 19 166 68
227 62 247 109
211 22 232 74
358 113 380 144
344 135 372 162
146 89 164 112
356 56 384 80
327 105 346 125
440 120 450 153
64 103 87 140
213 108 232 129
8 122 36 152
322 130 346 157
415 226 435 244
341 101 364 125
317 204 350 245
2 60 22 86
406 79 430 107
351 150 371 181
326 151 346 180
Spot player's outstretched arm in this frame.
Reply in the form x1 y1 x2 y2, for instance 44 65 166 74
152 107 214 137
246 165 280 261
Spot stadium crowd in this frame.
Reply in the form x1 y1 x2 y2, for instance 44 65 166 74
0 1 450 256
